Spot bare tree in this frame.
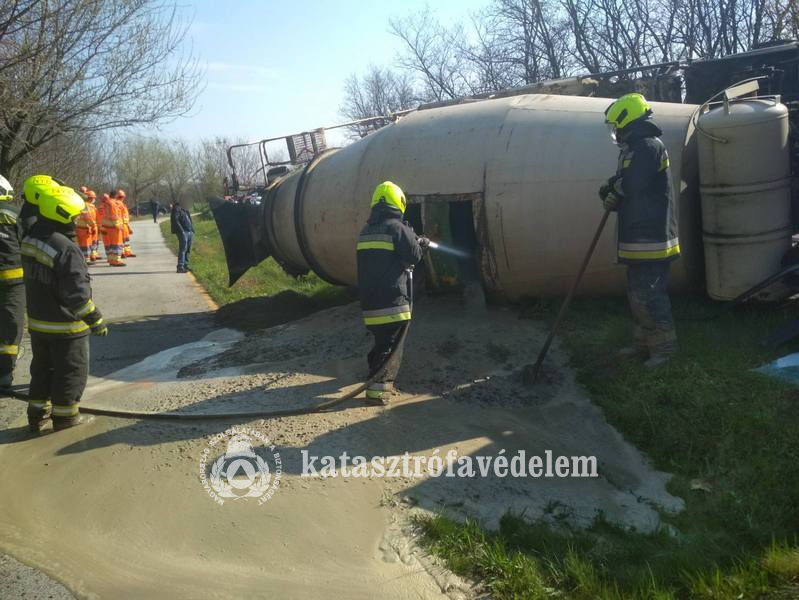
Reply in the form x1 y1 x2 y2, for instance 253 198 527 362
114 136 169 210
11 129 112 191
486 0 572 81
385 0 795 102
0 0 202 177
193 137 229 200
160 139 194 207
390 10 478 101
341 66 416 121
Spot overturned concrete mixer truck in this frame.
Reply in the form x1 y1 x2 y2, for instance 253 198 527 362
212 43 798 304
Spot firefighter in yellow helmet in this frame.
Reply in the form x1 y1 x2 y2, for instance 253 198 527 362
0 174 24 392
21 177 107 432
600 93 679 367
356 181 427 405
18 173 50 235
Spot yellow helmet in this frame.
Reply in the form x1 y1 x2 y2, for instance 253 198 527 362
0 175 12 202
38 185 85 224
604 93 651 133
370 181 407 214
23 174 59 206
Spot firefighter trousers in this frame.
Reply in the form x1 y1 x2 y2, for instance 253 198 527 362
366 322 408 401
0 282 25 384
626 261 678 356
27 334 89 425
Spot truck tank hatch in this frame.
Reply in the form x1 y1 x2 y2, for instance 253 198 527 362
409 193 486 304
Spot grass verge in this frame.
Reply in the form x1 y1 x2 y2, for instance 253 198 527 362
158 212 355 311
416 296 799 599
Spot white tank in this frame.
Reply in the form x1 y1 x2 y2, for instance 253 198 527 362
698 98 792 300
254 94 702 300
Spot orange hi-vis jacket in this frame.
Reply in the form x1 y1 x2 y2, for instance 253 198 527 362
87 203 98 244
75 202 97 247
120 201 131 236
100 197 125 246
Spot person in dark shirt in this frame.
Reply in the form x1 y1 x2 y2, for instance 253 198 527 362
171 201 193 273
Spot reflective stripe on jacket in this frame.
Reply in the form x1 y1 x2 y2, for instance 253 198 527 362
613 119 680 264
22 222 104 338
356 203 422 325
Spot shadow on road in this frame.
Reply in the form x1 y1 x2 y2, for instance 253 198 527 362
215 289 356 331
92 311 216 376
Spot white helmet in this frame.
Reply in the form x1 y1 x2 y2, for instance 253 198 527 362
0 175 12 202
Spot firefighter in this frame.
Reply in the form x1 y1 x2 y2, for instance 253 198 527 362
0 175 24 392
117 189 136 258
356 181 426 405
600 93 680 367
21 177 107 432
99 192 126 266
18 176 43 235
86 190 100 262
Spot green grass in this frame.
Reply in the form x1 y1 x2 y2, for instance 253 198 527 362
416 296 799 599
159 212 354 308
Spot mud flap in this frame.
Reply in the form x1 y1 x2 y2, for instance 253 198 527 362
210 197 272 286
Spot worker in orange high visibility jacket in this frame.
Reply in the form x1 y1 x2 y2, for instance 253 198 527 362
75 191 97 264
99 192 126 266
86 190 100 262
116 189 136 258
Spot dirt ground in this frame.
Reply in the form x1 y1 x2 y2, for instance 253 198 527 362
0 293 682 598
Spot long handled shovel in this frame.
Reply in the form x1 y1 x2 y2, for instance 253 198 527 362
522 209 612 385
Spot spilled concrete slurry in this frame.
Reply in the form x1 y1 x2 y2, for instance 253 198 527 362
0 224 683 597
83 299 682 532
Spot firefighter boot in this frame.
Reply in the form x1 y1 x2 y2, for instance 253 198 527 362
644 328 678 368
0 372 12 394
53 414 94 431
617 324 648 358
27 400 52 434
365 382 392 406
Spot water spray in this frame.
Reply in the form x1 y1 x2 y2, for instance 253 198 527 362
425 240 473 259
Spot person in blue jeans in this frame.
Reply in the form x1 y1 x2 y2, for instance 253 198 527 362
170 201 193 273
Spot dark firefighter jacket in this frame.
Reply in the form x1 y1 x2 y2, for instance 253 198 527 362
0 202 23 284
18 200 38 236
356 203 423 326
611 118 680 263
21 220 103 338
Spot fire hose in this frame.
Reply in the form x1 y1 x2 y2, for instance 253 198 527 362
7 268 417 421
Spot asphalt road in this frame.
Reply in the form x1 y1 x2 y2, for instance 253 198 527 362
0 217 217 598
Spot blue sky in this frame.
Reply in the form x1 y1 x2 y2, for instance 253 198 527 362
160 0 485 145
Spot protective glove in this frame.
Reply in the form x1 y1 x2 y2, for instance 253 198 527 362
91 323 109 337
417 236 431 250
599 175 622 211
602 191 621 211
